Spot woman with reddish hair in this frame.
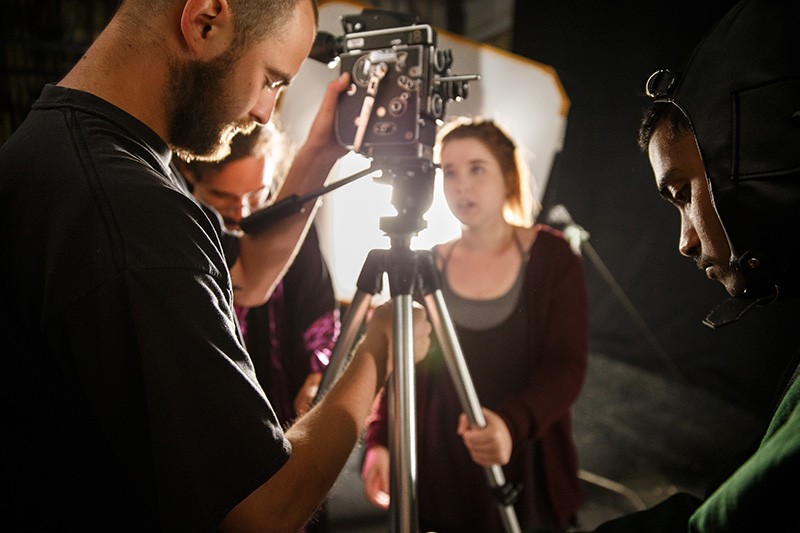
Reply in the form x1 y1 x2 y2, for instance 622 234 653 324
362 118 589 532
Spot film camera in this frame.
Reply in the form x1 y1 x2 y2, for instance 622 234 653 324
311 9 477 161
240 10 476 236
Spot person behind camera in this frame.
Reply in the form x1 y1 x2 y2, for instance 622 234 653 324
532 1 800 531
178 123 339 533
178 124 339 426
361 118 589 532
0 0 432 531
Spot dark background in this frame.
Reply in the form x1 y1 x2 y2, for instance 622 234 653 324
3 0 797 432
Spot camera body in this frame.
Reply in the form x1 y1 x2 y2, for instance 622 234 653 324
322 11 471 160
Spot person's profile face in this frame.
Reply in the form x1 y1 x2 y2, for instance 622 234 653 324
190 155 272 230
440 137 508 228
649 127 745 296
167 52 248 162
167 0 316 162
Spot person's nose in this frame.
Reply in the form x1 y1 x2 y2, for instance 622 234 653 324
678 213 700 258
233 202 245 222
452 173 469 192
221 199 246 225
250 89 278 125
239 199 253 219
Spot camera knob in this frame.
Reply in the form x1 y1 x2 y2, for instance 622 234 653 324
434 49 452 73
431 93 444 119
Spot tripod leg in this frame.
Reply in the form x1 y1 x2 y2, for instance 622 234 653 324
315 290 373 401
315 248 389 404
390 293 419 533
418 253 522 533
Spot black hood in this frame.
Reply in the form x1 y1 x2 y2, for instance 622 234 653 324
654 0 800 304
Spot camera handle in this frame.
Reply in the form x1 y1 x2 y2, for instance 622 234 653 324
239 166 380 235
353 61 388 153
315 160 522 533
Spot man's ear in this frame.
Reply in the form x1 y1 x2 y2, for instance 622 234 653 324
179 0 233 58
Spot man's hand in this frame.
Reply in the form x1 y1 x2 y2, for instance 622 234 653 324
361 444 391 509
360 301 431 382
301 72 350 163
293 372 322 418
457 407 513 467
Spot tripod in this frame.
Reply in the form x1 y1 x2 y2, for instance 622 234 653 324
317 158 522 533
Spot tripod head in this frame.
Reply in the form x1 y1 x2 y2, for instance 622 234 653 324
372 157 437 248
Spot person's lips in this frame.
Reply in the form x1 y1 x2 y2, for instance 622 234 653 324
696 258 716 279
455 199 475 211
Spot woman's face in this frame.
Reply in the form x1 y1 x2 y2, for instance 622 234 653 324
440 137 508 228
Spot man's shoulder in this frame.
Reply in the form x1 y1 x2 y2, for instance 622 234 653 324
4 85 173 177
1 90 229 306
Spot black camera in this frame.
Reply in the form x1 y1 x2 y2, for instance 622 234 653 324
311 10 476 161
240 11 476 236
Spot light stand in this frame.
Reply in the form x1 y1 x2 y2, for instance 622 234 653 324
547 204 685 381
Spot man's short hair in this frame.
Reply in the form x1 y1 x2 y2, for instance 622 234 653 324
638 102 694 152
229 0 319 51
120 0 318 50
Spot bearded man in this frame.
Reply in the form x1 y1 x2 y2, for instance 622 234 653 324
0 1 430 531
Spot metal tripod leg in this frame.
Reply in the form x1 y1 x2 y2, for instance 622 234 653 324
316 289 373 399
316 249 389 401
315 248 520 533
390 293 418 533
315 247 422 532
418 251 522 533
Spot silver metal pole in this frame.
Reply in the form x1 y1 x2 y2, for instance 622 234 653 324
316 290 374 399
390 294 419 533
424 290 522 533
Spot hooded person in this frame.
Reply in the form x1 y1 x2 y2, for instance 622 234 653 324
645 0 800 327
529 1 800 532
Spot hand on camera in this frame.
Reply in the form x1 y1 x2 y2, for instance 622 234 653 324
457 407 513 467
304 72 350 161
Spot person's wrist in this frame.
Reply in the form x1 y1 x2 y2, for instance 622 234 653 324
298 139 343 170
359 331 390 383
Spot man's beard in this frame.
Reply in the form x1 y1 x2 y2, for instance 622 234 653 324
166 52 255 162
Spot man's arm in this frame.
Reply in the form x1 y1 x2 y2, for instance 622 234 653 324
230 73 349 307
220 303 432 532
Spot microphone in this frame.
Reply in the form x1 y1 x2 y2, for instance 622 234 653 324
546 204 573 226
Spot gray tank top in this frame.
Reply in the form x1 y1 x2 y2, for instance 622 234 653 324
439 232 530 330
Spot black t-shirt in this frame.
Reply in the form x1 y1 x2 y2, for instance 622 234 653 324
0 85 290 531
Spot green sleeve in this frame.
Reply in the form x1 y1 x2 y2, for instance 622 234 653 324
689 378 800 532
